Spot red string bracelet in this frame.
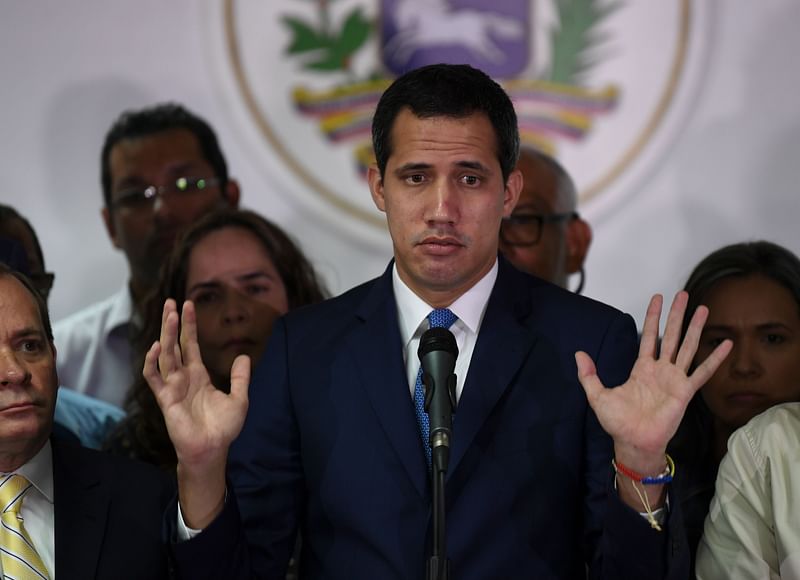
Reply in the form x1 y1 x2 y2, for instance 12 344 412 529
612 454 674 485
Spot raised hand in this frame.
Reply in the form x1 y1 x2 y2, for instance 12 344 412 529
143 298 250 527
576 292 732 477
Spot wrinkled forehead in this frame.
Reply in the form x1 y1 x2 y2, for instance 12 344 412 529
0 275 48 336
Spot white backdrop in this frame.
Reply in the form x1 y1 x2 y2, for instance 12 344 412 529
2 0 799 325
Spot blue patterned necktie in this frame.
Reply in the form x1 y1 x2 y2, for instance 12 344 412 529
414 308 457 468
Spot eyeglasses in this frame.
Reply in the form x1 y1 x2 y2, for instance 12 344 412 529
499 212 578 247
111 176 222 210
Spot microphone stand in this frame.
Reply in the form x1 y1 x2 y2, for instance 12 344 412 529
426 373 457 580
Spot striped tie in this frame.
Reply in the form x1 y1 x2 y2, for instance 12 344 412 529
0 474 50 579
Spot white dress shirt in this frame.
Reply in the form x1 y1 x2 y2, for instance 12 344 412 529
393 260 497 402
0 441 55 578
53 284 135 407
696 403 800 579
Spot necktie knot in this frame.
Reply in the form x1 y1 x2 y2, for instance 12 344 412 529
427 308 457 330
1 473 31 516
1 473 50 578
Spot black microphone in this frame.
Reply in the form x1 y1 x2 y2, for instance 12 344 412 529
418 328 458 473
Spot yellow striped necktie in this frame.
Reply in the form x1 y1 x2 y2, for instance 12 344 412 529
0 474 50 579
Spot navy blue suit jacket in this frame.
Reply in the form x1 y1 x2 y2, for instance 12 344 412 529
51 438 174 579
174 259 689 579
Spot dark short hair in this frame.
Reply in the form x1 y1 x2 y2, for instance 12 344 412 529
371 64 520 181
0 263 53 342
0 204 46 272
100 103 229 208
683 240 800 333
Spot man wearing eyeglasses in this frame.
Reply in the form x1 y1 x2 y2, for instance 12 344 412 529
499 147 592 293
53 103 239 407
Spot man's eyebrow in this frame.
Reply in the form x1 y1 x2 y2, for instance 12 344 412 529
12 327 47 340
113 175 148 189
392 160 491 175
164 160 206 176
113 161 208 190
394 162 432 175
454 160 490 173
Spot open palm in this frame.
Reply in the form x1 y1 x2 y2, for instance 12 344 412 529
576 292 732 457
143 299 250 468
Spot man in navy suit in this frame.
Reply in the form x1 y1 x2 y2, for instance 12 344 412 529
0 264 173 579
150 64 731 579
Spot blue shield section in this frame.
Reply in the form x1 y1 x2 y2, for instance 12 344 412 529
381 0 531 78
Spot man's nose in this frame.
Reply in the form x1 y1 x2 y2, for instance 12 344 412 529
425 180 459 224
151 193 179 220
0 349 30 387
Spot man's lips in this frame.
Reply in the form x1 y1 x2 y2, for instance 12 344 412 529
417 236 464 254
0 401 37 413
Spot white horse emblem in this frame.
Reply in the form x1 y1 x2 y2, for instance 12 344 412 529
385 0 525 65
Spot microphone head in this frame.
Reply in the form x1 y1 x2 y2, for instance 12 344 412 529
418 327 458 360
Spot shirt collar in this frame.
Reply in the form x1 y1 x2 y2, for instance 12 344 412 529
393 259 498 346
8 440 54 504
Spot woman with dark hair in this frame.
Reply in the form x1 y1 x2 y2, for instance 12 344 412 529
105 208 327 469
668 240 800 568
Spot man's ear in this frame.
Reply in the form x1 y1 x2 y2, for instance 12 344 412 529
502 169 523 217
101 206 122 249
565 217 592 274
367 166 386 212
223 179 241 208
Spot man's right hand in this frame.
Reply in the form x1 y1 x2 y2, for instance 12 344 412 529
143 298 250 529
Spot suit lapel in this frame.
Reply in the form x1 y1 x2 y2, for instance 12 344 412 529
448 261 539 478
52 440 110 579
352 265 429 498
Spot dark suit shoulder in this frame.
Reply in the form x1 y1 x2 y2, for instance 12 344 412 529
500 259 627 321
53 438 173 489
497 260 635 338
496 259 638 387
276 272 387 351
51 439 174 579
285 274 382 324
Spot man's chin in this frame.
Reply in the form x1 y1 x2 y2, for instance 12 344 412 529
0 414 51 446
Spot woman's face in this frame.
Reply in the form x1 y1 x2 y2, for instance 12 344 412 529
185 226 289 387
697 274 800 432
